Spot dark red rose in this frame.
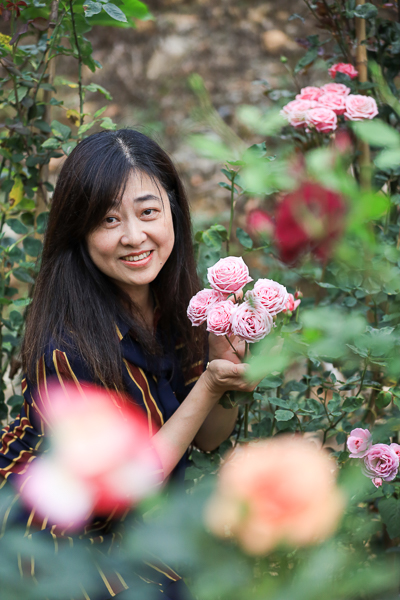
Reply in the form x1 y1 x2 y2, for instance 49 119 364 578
275 182 346 263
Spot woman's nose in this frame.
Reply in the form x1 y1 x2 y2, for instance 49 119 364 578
120 220 147 247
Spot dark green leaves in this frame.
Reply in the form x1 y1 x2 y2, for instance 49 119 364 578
354 3 378 18
6 219 28 235
378 497 400 539
236 227 253 249
23 237 42 257
103 3 128 22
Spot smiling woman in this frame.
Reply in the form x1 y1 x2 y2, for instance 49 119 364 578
0 129 258 600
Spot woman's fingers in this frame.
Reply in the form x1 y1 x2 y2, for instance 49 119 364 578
205 359 260 394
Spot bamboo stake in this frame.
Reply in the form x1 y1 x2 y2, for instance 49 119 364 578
355 0 371 188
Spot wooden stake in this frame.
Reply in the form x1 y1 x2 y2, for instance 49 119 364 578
355 0 371 188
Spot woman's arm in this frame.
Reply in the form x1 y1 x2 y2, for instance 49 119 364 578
152 359 253 479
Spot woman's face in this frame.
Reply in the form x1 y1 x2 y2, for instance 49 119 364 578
86 171 175 301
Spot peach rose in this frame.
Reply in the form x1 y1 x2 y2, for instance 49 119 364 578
187 288 224 326
305 107 338 132
318 92 347 115
207 256 252 295
206 300 237 336
344 94 379 121
281 99 317 128
321 83 351 96
250 278 289 316
296 86 323 102
204 436 345 555
231 299 273 343
328 62 358 79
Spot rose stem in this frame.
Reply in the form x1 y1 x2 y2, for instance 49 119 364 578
225 335 241 359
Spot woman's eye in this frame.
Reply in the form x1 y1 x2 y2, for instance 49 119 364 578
105 216 118 224
142 208 156 217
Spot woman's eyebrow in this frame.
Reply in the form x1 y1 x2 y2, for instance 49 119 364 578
134 194 162 202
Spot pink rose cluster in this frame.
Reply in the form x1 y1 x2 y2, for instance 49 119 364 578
186 256 290 344
347 428 400 488
281 79 378 133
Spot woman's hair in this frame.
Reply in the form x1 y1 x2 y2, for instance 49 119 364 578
21 129 205 388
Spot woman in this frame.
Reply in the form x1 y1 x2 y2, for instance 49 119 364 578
0 129 255 599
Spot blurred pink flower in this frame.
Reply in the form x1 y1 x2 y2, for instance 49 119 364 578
231 299 273 343
390 443 400 462
318 92 347 115
372 477 383 488
282 293 301 314
246 209 274 238
280 99 317 128
321 83 351 96
207 256 252 295
204 436 345 555
347 428 372 458
20 384 162 528
363 444 399 482
344 95 379 121
187 288 224 326
206 300 237 337
296 86 323 102
305 107 338 133
328 62 358 79
249 278 288 316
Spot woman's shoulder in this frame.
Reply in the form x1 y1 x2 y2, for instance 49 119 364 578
37 335 95 386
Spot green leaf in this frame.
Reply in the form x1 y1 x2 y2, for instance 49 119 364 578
275 409 294 421
236 227 253 249
259 375 283 389
202 229 223 250
61 141 77 156
23 236 42 257
12 297 31 307
12 268 35 284
354 2 378 18
294 47 318 74
84 0 102 17
6 394 23 408
84 83 112 100
352 120 400 148
100 117 117 130
36 212 49 235
342 395 363 412
9 310 23 329
103 2 128 21
375 148 400 170
6 218 28 235
94 106 108 118
51 119 71 141
42 137 60 149
378 497 400 539
8 86 28 104
78 121 95 136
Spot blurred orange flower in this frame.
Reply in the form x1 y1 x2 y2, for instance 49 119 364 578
204 436 345 555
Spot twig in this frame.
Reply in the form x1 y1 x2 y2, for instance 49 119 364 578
69 0 84 125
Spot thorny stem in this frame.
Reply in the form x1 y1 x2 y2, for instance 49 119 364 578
224 334 241 359
69 0 84 125
357 360 368 397
226 172 237 255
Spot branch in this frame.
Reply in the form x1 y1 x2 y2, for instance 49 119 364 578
69 0 84 126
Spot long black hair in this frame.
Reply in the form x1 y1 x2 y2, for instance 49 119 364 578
22 129 205 388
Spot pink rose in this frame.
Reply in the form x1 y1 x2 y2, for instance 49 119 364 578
204 436 345 555
296 86 323 102
187 288 223 326
390 443 400 462
281 99 317 128
305 107 338 133
321 83 351 96
231 299 273 343
329 62 358 80
344 95 379 121
246 209 274 238
207 300 237 337
250 278 289 316
372 477 383 488
207 256 252 295
347 428 372 458
20 383 161 528
318 92 347 115
282 293 301 314
363 444 399 482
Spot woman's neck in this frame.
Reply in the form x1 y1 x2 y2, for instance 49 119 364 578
129 285 154 329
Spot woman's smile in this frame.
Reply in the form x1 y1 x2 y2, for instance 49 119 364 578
86 171 175 302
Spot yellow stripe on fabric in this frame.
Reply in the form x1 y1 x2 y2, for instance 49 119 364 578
61 352 85 395
52 350 67 392
115 325 124 341
17 553 23 578
175 343 184 350
123 360 153 435
138 367 164 426
143 561 179 582
79 585 91 600
24 508 35 537
41 516 48 530
94 561 116 597
147 553 181 580
184 376 201 386
115 572 129 591
0 493 20 538
50 525 59 554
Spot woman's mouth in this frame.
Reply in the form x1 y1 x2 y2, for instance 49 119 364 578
120 250 153 266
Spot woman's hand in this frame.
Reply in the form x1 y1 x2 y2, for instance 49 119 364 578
202 358 260 398
208 332 245 364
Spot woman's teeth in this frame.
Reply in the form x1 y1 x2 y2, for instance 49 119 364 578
122 251 151 262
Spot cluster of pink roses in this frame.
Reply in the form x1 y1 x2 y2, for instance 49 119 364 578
347 428 400 488
187 256 292 343
281 62 378 133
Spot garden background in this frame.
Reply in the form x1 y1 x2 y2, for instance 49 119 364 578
1 0 400 599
